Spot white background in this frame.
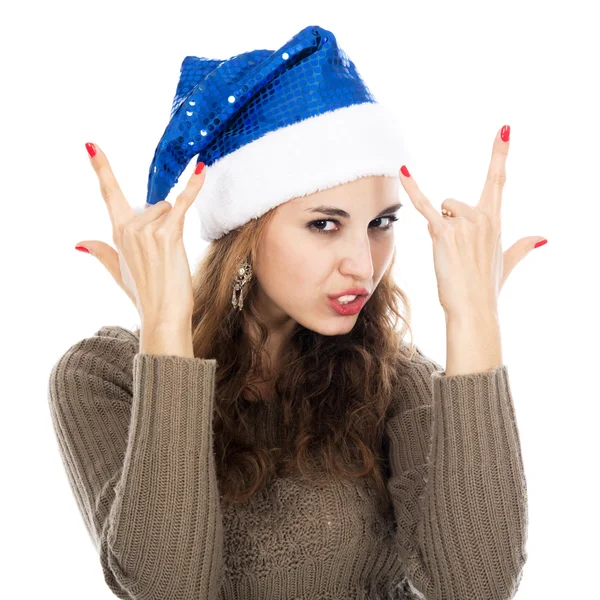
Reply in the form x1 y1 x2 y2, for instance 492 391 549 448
2 0 598 597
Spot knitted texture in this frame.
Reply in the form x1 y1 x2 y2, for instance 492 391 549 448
47 325 528 599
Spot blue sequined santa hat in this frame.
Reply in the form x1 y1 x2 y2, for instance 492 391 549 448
145 24 412 242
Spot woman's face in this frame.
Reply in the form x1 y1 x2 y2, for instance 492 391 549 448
253 175 401 338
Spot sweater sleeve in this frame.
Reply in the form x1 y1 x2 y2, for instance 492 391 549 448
47 324 225 600
385 346 528 600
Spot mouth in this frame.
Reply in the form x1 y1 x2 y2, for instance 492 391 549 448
327 294 367 316
327 287 370 300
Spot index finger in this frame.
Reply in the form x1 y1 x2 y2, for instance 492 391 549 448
477 125 510 216
398 166 446 232
169 160 206 224
85 142 136 227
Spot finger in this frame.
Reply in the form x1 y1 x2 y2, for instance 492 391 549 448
440 198 478 220
132 200 173 229
478 125 510 217
398 166 445 232
169 161 206 224
74 240 135 304
86 143 136 227
500 235 544 289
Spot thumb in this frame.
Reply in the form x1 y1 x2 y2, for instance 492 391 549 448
74 240 134 303
501 236 547 288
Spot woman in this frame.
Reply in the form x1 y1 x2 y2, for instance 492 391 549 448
48 25 537 600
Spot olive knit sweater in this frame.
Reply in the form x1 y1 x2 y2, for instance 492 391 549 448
47 324 528 599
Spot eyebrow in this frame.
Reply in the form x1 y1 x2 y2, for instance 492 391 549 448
304 202 403 219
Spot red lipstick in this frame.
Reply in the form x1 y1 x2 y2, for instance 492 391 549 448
327 287 370 316
327 287 370 299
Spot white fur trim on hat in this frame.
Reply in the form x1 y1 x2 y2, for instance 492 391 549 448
195 101 413 241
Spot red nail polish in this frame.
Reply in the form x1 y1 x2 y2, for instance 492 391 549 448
195 162 205 175
533 239 547 249
75 245 90 253
400 165 410 178
501 125 510 142
85 143 96 158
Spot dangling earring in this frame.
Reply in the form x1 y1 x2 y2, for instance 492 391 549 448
232 258 253 311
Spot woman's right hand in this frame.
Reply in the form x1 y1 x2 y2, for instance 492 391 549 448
75 142 206 329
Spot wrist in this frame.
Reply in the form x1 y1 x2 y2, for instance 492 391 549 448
444 305 499 327
444 310 503 376
141 318 192 333
139 321 194 358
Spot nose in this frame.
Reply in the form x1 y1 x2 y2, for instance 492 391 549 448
338 233 374 282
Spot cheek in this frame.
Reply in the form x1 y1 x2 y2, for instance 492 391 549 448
278 243 325 289
372 239 395 278
263 234 327 299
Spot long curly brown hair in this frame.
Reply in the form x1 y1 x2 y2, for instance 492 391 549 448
140 204 418 517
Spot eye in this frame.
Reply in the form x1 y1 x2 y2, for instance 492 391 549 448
307 215 399 235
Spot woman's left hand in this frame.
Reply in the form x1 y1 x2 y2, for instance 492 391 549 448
398 125 546 319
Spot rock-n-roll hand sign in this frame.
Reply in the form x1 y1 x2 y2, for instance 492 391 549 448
398 125 547 320
75 142 206 327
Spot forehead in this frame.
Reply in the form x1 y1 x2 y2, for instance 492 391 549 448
281 175 399 212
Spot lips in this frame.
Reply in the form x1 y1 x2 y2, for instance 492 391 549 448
328 287 370 299
328 294 367 316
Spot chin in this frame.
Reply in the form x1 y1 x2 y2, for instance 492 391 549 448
301 316 358 337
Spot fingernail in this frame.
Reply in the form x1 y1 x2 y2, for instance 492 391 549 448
534 238 547 249
195 161 205 175
501 125 510 142
75 245 90 253
85 143 96 158
400 165 410 178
